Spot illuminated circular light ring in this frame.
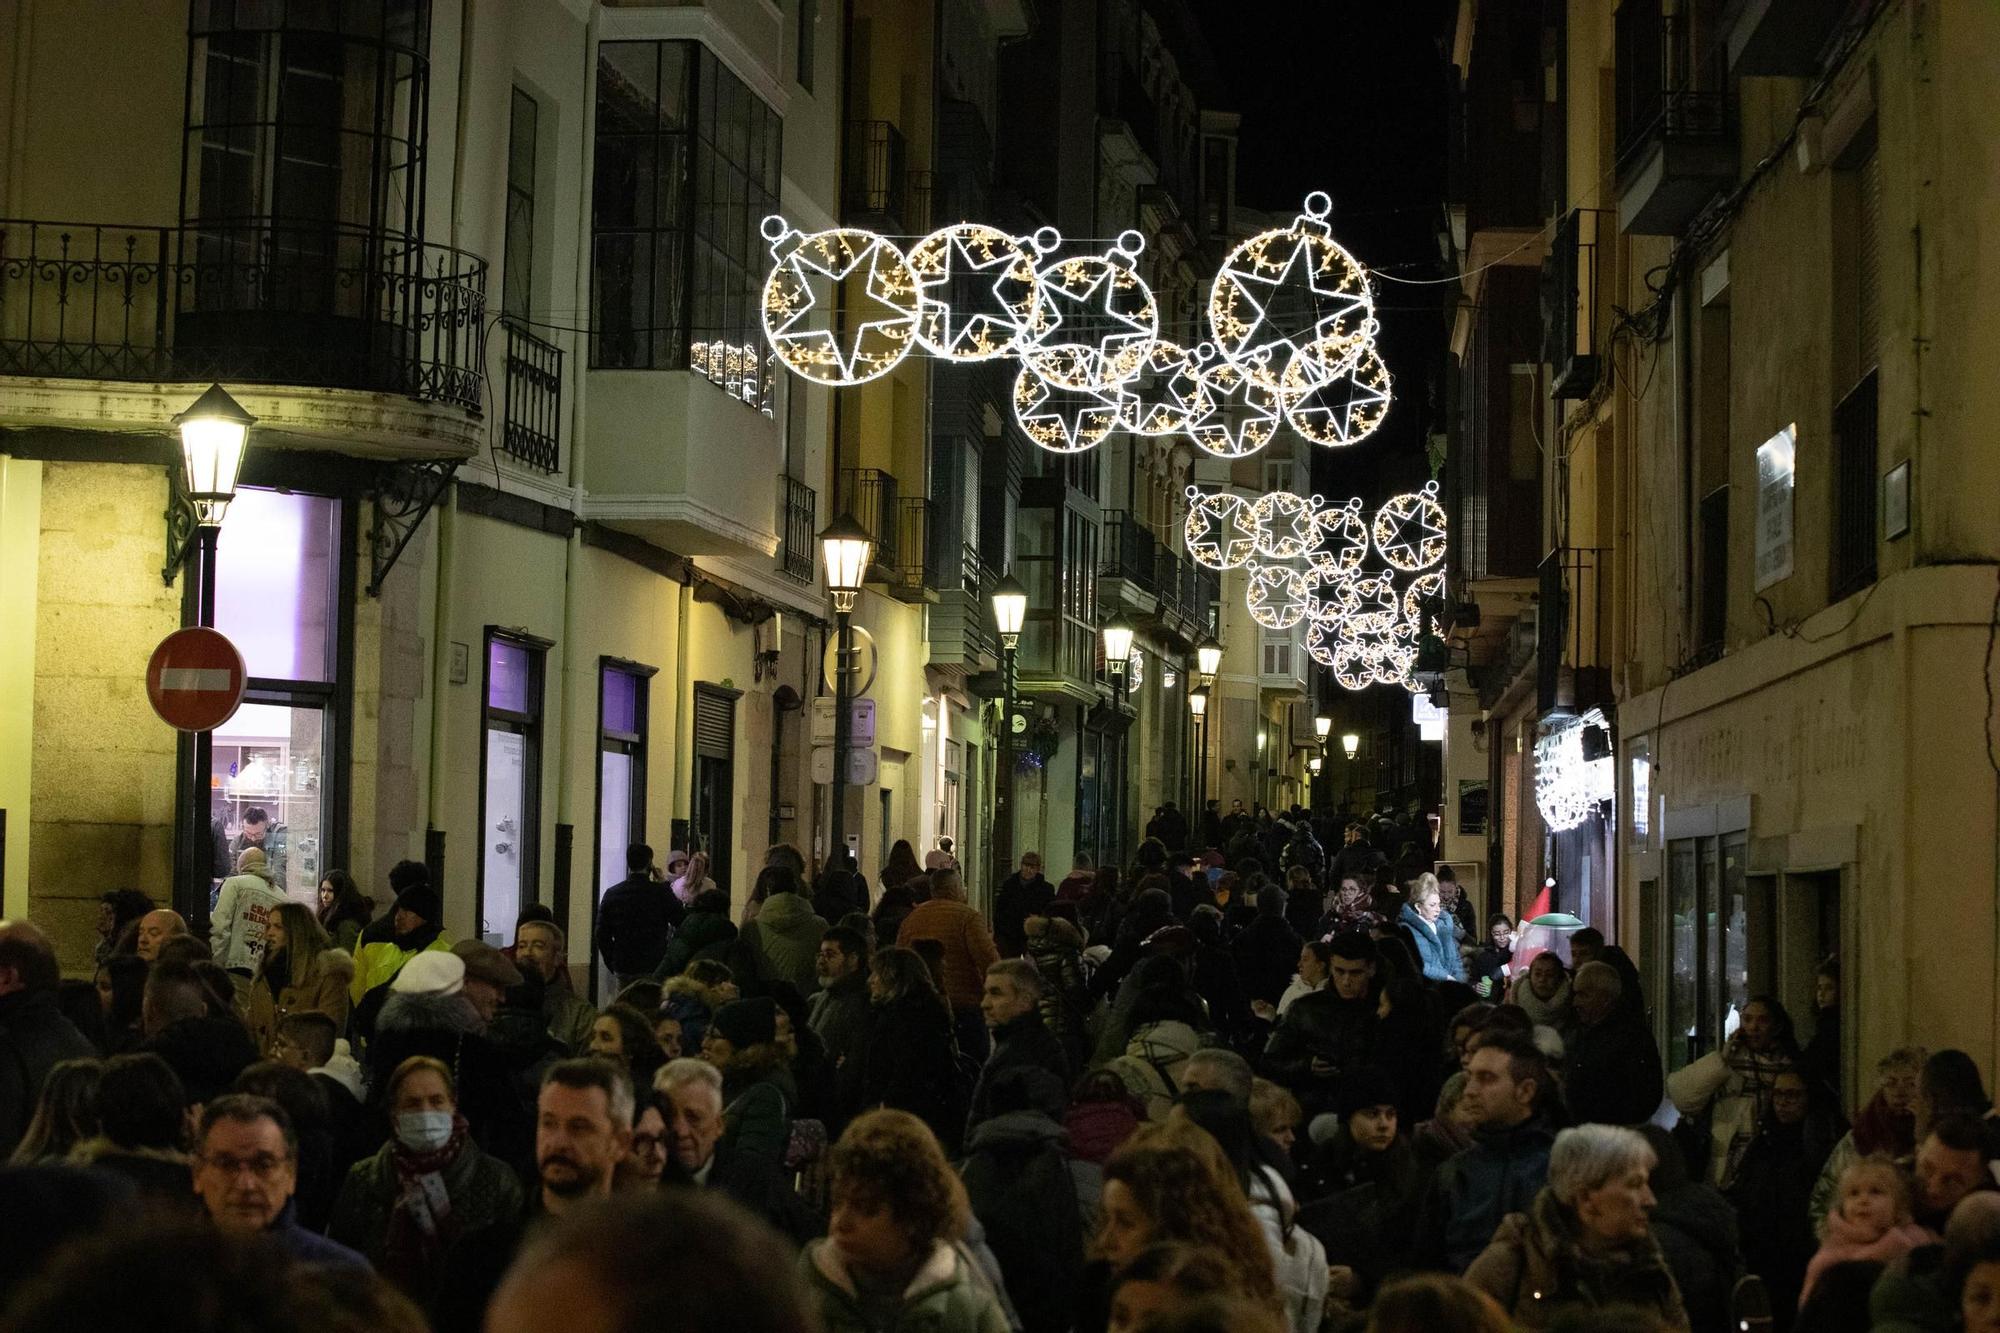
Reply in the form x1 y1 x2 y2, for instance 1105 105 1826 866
1311 573 1402 637
1250 491 1318 560
1013 364 1122 454
1306 497 1371 580
1206 192 1375 396
1534 709 1615 831
1245 564 1311 630
1021 230 1159 392
759 217 921 386
1288 341 1394 448
1119 339 1212 436
1185 348 1284 459
905 222 1046 361
1183 487 1259 571
1373 480 1448 572
1402 569 1447 628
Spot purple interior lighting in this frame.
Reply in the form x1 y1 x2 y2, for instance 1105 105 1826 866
214 489 336 681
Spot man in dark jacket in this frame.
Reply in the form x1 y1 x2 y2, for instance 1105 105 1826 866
992 852 1052 958
1411 1035 1557 1272
1638 1124 1744 1333
1230 885 1303 1008
808 926 873 1102
1263 932 1377 1099
969 960 1070 1132
139 960 258 1106
1565 961 1665 1125
0 921 98 1156
1569 928 1647 1022
655 1057 812 1241
596 843 681 988
961 1068 1091 1333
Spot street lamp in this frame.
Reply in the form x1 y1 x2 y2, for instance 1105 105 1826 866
1188 686 1210 818
821 514 873 864
1309 755 1323 776
1196 634 1223 688
990 573 1028 889
1100 615 1136 869
1341 732 1360 760
174 384 254 529
1314 714 1332 744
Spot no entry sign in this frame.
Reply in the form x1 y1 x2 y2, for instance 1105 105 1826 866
146 627 247 732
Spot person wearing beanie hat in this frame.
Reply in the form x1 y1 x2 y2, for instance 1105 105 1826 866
700 997 791 1169
349 880 453 1008
210 844 287 981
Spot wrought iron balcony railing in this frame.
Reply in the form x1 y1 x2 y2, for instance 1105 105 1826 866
780 474 816 585
839 467 900 576
0 219 488 412
1099 510 1162 592
842 121 909 227
1614 7 1729 172
891 495 936 599
500 320 562 471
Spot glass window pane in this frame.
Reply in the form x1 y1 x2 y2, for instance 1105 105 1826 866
213 488 338 682
597 43 659 134
1668 840 1697 1069
482 727 527 942
210 700 325 904
602 667 639 735
488 639 531 713
598 750 633 893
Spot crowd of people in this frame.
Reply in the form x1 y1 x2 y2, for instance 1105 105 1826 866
3 806 2000 1333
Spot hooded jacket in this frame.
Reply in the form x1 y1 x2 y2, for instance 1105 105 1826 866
1464 1188 1690 1330
651 906 738 980
351 923 453 1003
1564 1006 1665 1126
961 1110 1093 1333
1103 1019 1205 1122
799 1237 1011 1333
1413 1114 1557 1273
1023 915 1092 1066
967 1011 1069 1133
737 892 829 995
210 868 286 973
370 990 532 1168
1398 902 1465 983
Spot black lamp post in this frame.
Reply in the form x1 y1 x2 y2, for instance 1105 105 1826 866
990 573 1027 889
820 515 873 866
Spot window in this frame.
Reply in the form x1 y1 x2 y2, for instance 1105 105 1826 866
1830 140 1880 600
1831 373 1878 598
504 88 539 320
481 632 548 942
1664 826 1749 1069
795 0 816 93
593 660 652 998
592 39 782 413
1697 486 1728 654
689 683 738 892
209 488 346 905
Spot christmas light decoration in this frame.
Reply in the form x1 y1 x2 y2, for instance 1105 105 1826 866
1185 351 1284 458
1119 338 1212 436
1013 364 1123 454
905 222 1046 360
1372 481 1448 572
689 339 774 412
1206 192 1375 397
1184 488 1259 571
1401 569 1446 628
1306 497 1370 579
1128 645 1145 689
1287 341 1393 448
1021 231 1158 392
1246 565 1311 630
1534 708 1615 832
1250 491 1318 561
759 218 921 386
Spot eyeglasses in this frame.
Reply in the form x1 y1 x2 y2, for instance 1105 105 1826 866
198 1152 292 1180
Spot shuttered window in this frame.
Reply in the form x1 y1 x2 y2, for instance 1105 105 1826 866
690 683 739 892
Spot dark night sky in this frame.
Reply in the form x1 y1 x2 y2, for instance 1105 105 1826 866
1190 0 1455 499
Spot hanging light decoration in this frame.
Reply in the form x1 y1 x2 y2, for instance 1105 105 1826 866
1373 480 1449 572
1013 364 1123 454
1118 338 1212 437
1249 490 1318 561
1020 230 1158 392
1305 497 1371 580
1183 488 1260 571
1184 348 1284 459
1245 565 1311 630
905 222 1048 360
759 217 921 386
1287 341 1393 448
1534 709 1616 831
1205 191 1375 397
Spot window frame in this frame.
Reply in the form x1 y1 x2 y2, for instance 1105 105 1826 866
504 86 540 320
478 627 551 941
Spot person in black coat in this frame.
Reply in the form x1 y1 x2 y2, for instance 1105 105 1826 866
852 947 964 1151
595 843 682 987
992 853 1053 957
0 923 99 1157
1638 1123 1746 1333
1263 932 1377 1103
1565 961 1666 1126
137 961 258 1108
656 1059 816 1242
967 960 1070 1133
1728 1067 1844 1328
961 1067 1088 1333
1230 884 1303 1008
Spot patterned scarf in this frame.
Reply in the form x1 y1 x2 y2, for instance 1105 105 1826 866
384 1113 469 1288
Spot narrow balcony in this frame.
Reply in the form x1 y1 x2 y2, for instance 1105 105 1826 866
778 475 816 586
839 467 900 581
1098 510 1163 616
500 321 563 473
842 120 910 230
1542 210 1612 400
1725 0 1846 76
888 495 938 604
1614 6 1736 236
0 219 488 455
1536 546 1612 718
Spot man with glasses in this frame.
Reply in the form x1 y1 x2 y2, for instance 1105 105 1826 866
191 1093 365 1269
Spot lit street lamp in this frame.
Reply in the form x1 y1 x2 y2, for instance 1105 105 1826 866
1314 714 1332 744
990 573 1028 888
1341 732 1360 760
821 514 873 863
1188 686 1210 816
1196 634 1222 688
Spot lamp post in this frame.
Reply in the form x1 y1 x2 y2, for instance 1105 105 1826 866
1100 617 1134 865
168 384 253 927
1188 686 1209 818
821 515 873 866
990 573 1027 890
1340 731 1360 815
1196 635 1222 689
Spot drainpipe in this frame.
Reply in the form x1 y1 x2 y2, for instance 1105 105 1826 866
1675 255 1696 657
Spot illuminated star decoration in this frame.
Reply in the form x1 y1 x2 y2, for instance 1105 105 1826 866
1119 339 1212 437
1307 498 1371 579
1013 365 1123 454
1250 491 1318 561
1184 348 1284 459
1288 342 1393 448
1535 709 1615 831
1246 565 1311 630
1183 488 1259 571
1372 481 1448 572
760 218 920 386
1207 191 1375 398
1021 231 1160 392
906 222 1045 361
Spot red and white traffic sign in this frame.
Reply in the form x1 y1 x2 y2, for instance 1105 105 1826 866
146 627 247 732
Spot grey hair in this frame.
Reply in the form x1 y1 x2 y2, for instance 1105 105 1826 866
1180 1048 1255 1106
1573 960 1622 998
1547 1124 1655 1205
986 957 1045 1000
653 1057 723 1099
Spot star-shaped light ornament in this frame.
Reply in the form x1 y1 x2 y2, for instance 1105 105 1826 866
1021 230 1159 392
1207 192 1375 397
1119 339 1212 437
906 223 1046 361
1013 364 1123 454
1250 491 1318 561
1287 341 1393 448
1183 488 1259 571
1306 498 1371 580
760 217 921 386
1184 346 1284 459
1246 565 1311 630
1373 481 1448 572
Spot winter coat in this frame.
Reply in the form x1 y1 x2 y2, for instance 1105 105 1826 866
1648 1172 1743 1333
1262 987 1375 1092
1249 1165 1331 1333
960 1110 1091 1333
1464 1188 1690 1331
799 1236 1011 1333
1508 974 1577 1038
1732 1114 1842 1317
350 926 454 1003
992 873 1055 958
68 1138 199 1210
1412 1115 1557 1273
1666 1035 1794 1188
0 990 97 1158
244 950 353 1054
1564 1008 1666 1126
370 990 533 1169
1800 1214 1935 1309
1023 916 1092 1068
326 1136 524 1295
210 869 286 973
810 971 874 1077
595 874 682 979
1103 1019 1205 1123
1868 1243 1955 1333
856 996 965 1148
1231 913 1304 1007
1397 903 1465 983
1299 1134 1423 1300
736 892 828 995
142 1014 258 1105
720 1065 792 1169
967 1011 1070 1133
652 906 737 979
896 899 1000 1010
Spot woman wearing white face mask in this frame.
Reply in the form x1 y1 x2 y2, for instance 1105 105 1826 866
327 1056 523 1299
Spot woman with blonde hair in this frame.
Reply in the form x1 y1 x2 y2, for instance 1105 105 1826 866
798 1107 1010 1333
246 900 351 1054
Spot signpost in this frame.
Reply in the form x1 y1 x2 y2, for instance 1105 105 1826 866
146 627 247 732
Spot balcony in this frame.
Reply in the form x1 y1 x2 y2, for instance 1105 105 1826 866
1098 510 1163 615
779 475 816 585
1724 0 1846 76
500 321 563 472
888 495 938 603
1536 546 1612 718
927 542 999 678
842 121 910 230
0 219 488 454
1614 7 1736 236
1259 628 1308 699
839 467 900 580
1542 209 1611 400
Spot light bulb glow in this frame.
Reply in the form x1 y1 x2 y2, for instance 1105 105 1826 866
760 219 921 386
1020 232 1159 392
1250 491 1319 561
1013 364 1122 453
1246 565 1310 630
1373 481 1448 572
1184 488 1259 571
1205 193 1375 398
1118 338 1212 436
1534 708 1616 832
906 223 1045 360
1184 352 1284 458
1287 342 1392 448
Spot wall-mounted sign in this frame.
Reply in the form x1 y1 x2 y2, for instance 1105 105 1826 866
1755 424 1796 591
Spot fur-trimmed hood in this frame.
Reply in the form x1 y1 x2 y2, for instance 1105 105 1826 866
378 988 484 1035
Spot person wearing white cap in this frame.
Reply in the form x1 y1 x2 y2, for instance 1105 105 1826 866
369 949 535 1168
